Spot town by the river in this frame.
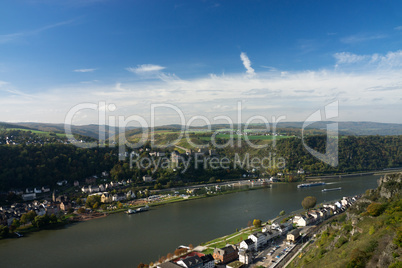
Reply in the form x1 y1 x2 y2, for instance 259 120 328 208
0 175 380 267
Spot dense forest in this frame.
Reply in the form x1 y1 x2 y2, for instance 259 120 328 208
0 135 400 191
0 144 117 190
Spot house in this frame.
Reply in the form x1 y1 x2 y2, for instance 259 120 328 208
26 188 34 194
239 239 254 251
157 262 183 268
126 190 136 200
143 176 153 182
238 249 253 264
213 245 238 264
272 222 293 234
22 193 36 201
81 186 89 193
176 255 203 268
270 177 280 182
157 152 166 157
42 186 51 193
112 193 126 202
56 180 67 186
60 202 71 211
102 171 109 177
293 215 308 227
99 184 105 192
89 185 99 193
101 193 111 203
34 187 42 194
73 181 80 187
248 232 266 250
200 254 214 268
287 229 300 243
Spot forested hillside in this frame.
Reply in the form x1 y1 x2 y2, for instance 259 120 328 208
0 135 400 191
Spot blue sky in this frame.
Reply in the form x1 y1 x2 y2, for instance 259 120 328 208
1 0 402 125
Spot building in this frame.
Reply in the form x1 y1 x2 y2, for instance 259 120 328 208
157 262 183 268
293 215 308 227
239 239 254 251
287 229 300 243
101 193 111 203
176 255 203 268
59 202 71 211
200 254 214 268
213 245 238 264
248 232 267 250
238 249 253 265
143 176 153 182
22 193 36 201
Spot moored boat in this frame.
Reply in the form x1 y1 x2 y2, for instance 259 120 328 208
297 182 326 188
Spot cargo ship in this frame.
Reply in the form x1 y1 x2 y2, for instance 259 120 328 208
297 182 326 188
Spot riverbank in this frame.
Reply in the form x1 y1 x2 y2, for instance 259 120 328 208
104 185 267 215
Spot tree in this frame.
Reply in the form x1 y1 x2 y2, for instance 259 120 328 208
117 202 123 209
20 213 28 225
302 196 317 211
253 219 262 228
366 202 385 217
10 219 20 231
78 207 86 214
86 195 101 208
0 225 9 238
279 210 286 216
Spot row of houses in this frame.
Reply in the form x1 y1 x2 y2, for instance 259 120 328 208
81 179 133 194
292 196 357 227
98 191 136 203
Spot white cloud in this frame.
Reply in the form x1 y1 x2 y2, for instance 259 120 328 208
126 64 166 74
333 52 369 65
240 52 255 76
1 50 402 124
340 33 387 44
73 68 96 73
394 26 402 31
0 19 77 44
334 50 402 69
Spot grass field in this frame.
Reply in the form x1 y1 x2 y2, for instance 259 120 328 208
8 128 66 137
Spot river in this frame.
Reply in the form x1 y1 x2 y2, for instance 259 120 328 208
0 175 380 267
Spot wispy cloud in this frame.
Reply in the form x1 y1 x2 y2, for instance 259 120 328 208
126 64 166 74
2 49 402 124
334 50 402 69
240 52 255 76
0 19 77 44
340 33 387 44
394 26 402 31
333 52 369 65
73 68 96 73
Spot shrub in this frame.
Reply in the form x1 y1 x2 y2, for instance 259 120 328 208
335 236 348 248
367 202 385 217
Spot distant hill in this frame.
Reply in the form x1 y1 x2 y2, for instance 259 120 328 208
2 121 401 142
278 121 402 136
13 122 137 140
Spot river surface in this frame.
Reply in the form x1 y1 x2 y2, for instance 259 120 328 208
0 175 380 267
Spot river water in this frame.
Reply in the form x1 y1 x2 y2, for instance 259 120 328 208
0 175 380 267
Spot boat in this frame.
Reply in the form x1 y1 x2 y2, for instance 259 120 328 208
126 205 149 214
297 182 326 188
322 187 342 192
